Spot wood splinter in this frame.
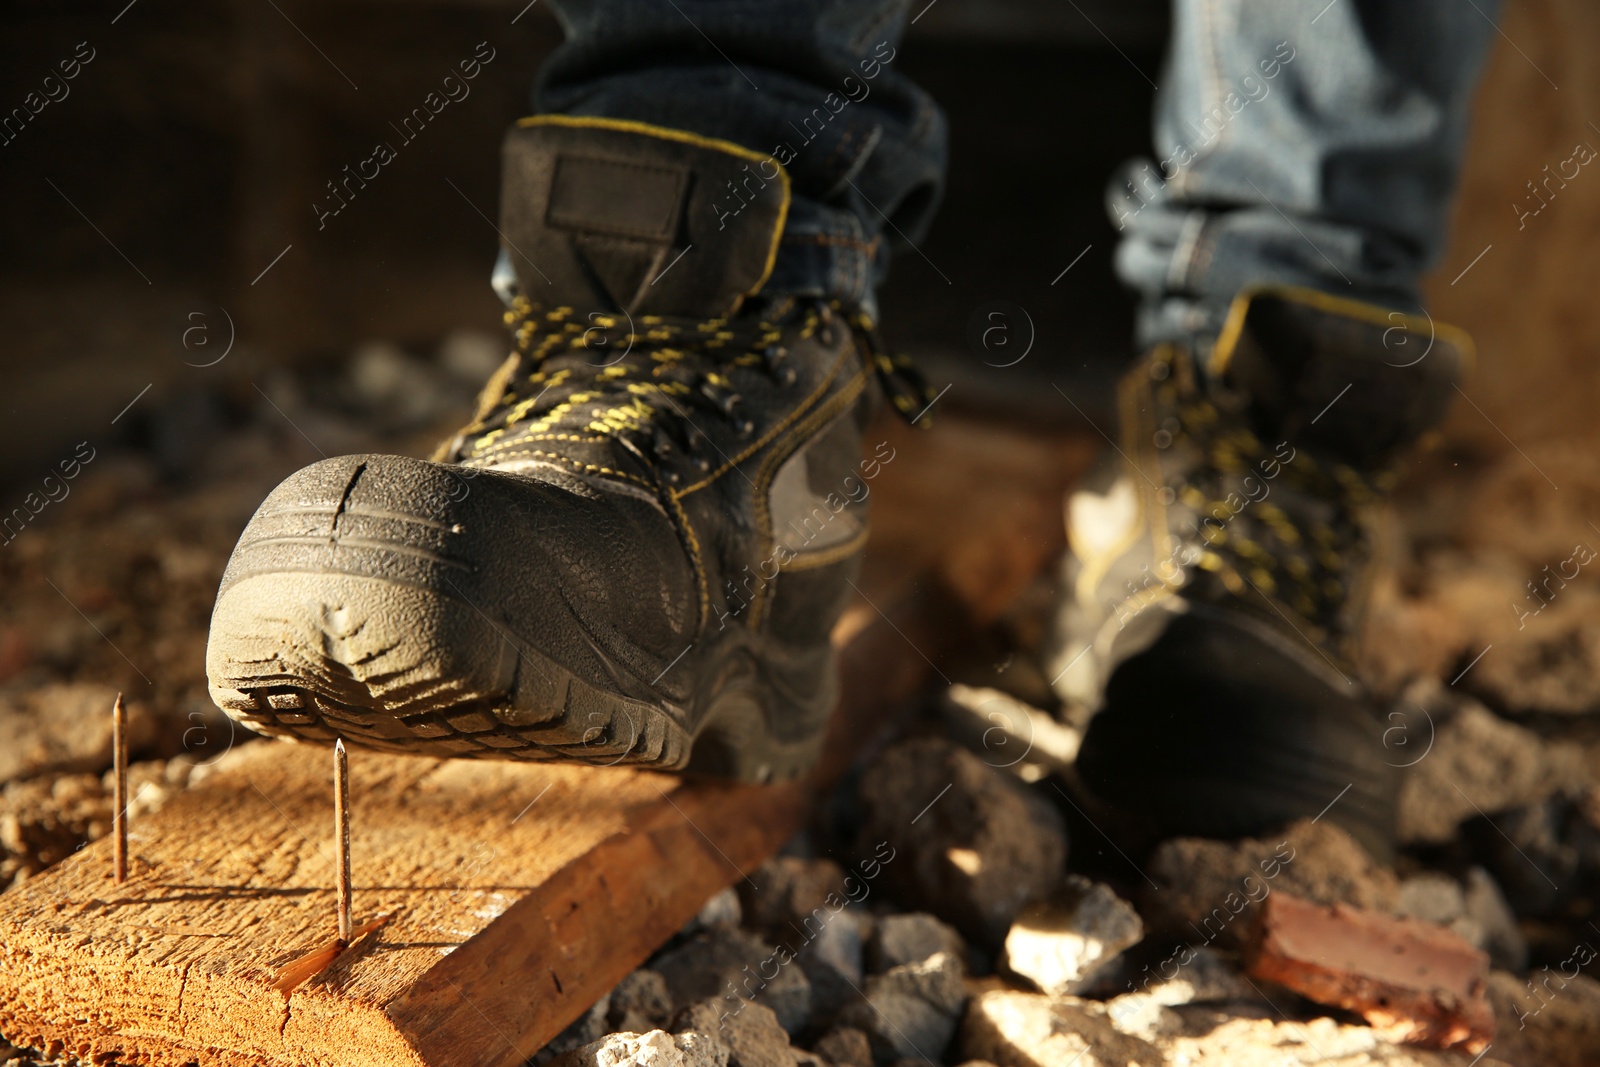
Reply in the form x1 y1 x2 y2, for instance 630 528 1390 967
112 692 128 885
269 914 392 997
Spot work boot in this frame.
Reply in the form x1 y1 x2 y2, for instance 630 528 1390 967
1047 287 1470 859
206 117 926 781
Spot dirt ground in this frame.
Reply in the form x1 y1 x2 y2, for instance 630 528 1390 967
1 341 1598 1065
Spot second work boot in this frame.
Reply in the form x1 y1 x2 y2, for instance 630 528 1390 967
206 117 925 781
1048 286 1470 859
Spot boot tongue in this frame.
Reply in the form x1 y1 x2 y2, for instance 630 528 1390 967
499 117 789 320
1212 288 1471 470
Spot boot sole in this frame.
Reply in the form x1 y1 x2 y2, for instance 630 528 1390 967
1078 606 1398 860
207 570 829 784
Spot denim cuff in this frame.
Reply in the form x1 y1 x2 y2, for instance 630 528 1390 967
1110 160 1424 352
765 196 883 321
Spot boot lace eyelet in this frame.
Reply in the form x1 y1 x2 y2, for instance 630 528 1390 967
459 299 928 489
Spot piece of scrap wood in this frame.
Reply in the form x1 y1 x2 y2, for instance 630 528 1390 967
0 585 964 1067
1244 889 1494 1052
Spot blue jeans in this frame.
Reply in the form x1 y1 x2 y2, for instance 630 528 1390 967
537 0 946 319
536 0 1496 342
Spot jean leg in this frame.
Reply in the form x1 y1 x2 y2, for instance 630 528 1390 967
534 0 949 312
1115 0 1499 347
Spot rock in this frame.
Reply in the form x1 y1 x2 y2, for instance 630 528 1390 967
1487 970 1600 1067
535 994 613 1064
795 906 867 1021
868 913 967 974
677 1000 795 1067
685 887 743 934
1467 581 1600 717
857 738 1066 948
811 1026 871 1067
0 683 155 786
837 952 967 1062
740 857 849 943
1461 868 1527 972
1396 873 1466 926
1395 869 1528 972
550 1029 730 1067
1152 947 1253 1005
653 927 812 1036
1 771 113 887
1002 875 1142 996
733 859 866 1022
1244 891 1492 1052
609 970 674 1034
1397 696 1587 846
1576 784 1600 863
1464 794 1594 917
1101 991 1183 1042
1155 1008 1506 1066
1143 819 1397 950
113 759 188 822
1100 946 1253 1020
675 1031 733 1067
1396 873 1488 958
840 986 951 1062
959 989 1161 1067
873 952 967 1017
804 908 865 982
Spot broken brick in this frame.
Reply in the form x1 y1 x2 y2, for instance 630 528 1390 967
1243 889 1493 1052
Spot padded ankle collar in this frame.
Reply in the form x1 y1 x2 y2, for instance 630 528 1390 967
1207 285 1473 469
500 116 789 318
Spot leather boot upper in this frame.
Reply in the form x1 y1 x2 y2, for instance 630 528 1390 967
1052 285 1473 708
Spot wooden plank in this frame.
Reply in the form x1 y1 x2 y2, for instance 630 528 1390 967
0 415 1097 1067
0 587 962 1067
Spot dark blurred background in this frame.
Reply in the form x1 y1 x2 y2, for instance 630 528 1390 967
7 0 1600 620
0 0 1179 492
